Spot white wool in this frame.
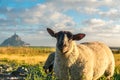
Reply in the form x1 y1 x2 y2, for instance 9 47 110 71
54 41 115 80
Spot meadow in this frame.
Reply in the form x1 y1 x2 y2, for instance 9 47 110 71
0 46 120 80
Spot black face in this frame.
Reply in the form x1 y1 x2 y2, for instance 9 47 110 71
56 31 73 53
47 28 86 53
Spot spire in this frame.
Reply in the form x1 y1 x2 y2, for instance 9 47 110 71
13 32 18 37
14 31 17 35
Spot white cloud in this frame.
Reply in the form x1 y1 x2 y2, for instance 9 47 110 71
84 7 99 14
21 4 75 31
1 0 120 28
0 0 120 46
78 18 120 47
81 18 120 38
83 18 106 27
99 8 120 20
0 3 75 31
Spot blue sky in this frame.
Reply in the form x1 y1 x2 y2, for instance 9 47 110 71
0 0 120 47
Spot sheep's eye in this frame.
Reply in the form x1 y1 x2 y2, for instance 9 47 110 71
56 31 72 40
66 32 73 39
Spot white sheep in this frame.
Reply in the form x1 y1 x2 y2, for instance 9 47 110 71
47 28 115 80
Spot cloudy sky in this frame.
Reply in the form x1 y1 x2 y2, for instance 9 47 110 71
0 0 120 47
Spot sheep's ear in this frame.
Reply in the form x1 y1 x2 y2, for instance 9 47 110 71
73 33 85 40
47 28 56 37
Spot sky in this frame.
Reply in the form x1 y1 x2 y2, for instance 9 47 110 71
0 0 120 47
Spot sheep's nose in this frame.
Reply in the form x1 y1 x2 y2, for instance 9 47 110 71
59 42 66 47
58 43 67 52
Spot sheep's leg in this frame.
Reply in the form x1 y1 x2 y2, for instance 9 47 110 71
104 64 114 80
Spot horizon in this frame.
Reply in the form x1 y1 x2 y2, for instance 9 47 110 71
1 32 120 48
0 0 120 47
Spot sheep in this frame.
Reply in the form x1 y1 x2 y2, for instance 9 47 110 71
43 52 55 74
47 28 115 80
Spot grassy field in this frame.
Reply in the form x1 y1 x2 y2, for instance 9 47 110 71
0 46 120 80
0 46 55 65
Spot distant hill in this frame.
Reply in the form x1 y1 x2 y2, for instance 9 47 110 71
0 33 30 46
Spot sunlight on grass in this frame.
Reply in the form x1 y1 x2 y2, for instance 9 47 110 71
114 54 120 66
0 54 48 65
0 47 55 65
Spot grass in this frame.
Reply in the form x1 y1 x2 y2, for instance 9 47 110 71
113 54 120 66
0 46 120 80
0 46 55 65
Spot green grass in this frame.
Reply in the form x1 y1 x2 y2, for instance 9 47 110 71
0 47 120 80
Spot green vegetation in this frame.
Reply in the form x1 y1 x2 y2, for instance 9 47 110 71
0 47 120 80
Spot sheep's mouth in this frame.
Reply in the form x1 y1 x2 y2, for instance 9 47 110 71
61 50 68 54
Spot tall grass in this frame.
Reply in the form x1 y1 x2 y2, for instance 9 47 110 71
0 46 55 55
0 46 55 65
114 54 120 66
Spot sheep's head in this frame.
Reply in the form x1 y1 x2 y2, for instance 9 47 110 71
47 28 85 54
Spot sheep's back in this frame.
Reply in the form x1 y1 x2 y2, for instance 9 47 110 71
81 41 114 78
81 41 114 65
